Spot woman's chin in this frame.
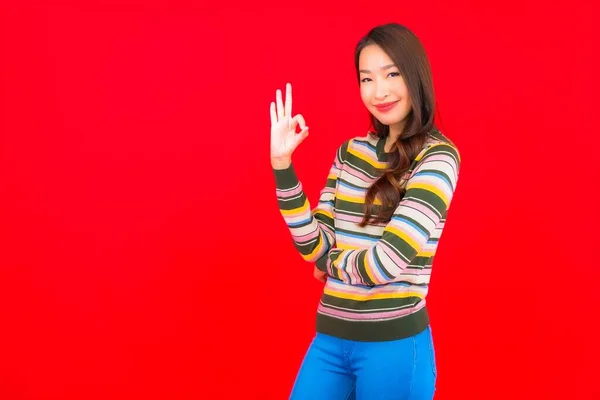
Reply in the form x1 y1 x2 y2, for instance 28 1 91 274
374 115 403 126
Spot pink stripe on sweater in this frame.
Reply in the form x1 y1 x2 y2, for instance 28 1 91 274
379 241 409 270
343 168 377 184
401 200 440 222
327 281 428 296
319 187 336 195
335 213 387 226
412 154 456 176
276 181 304 197
420 153 456 165
336 184 365 197
291 227 319 242
317 301 425 321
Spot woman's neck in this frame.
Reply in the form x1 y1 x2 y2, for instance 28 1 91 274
384 122 405 152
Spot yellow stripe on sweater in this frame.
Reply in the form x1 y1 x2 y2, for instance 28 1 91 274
384 225 419 251
280 199 309 217
313 209 333 219
324 287 425 301
406 182 449 206
337 193 382 206
347 147 387 169
301 233 325 261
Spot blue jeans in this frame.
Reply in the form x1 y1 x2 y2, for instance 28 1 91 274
290 326 437 400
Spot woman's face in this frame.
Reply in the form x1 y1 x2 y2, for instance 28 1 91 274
358 44 412 129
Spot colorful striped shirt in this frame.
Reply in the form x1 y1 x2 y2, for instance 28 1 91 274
273 130 461 341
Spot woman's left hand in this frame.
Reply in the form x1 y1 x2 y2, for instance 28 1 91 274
313 266 327 283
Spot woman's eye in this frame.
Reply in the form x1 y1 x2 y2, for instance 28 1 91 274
361 73 398 83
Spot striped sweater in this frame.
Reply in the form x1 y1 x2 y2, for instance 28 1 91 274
273 130 461 342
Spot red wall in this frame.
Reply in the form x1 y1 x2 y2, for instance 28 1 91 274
1 1 599 399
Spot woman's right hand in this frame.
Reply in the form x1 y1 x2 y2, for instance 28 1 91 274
270 83 309 169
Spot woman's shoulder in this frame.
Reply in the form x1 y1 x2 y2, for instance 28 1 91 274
418 129 461 164
334 131 378 158
426 128 457 147
345 131 380 150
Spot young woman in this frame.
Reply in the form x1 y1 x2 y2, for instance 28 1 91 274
270 23 461 400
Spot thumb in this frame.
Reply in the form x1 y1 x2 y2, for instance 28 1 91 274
291 114 306 131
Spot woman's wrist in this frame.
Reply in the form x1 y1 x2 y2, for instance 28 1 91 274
271 157 292 170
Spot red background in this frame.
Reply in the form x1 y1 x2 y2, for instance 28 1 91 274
1 1 599 399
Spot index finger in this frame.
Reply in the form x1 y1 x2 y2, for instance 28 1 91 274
285 83 292 117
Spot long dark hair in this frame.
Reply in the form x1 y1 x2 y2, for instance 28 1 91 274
355 23 437 227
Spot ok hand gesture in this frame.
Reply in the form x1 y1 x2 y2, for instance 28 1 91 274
270 83 309 168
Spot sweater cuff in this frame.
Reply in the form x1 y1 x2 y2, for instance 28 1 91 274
315 253 329 273
272 164 300 190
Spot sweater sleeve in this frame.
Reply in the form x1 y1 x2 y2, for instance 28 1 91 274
317 143 461 285
273 141 348 262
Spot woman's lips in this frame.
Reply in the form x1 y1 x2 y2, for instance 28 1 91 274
374 101 399 112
